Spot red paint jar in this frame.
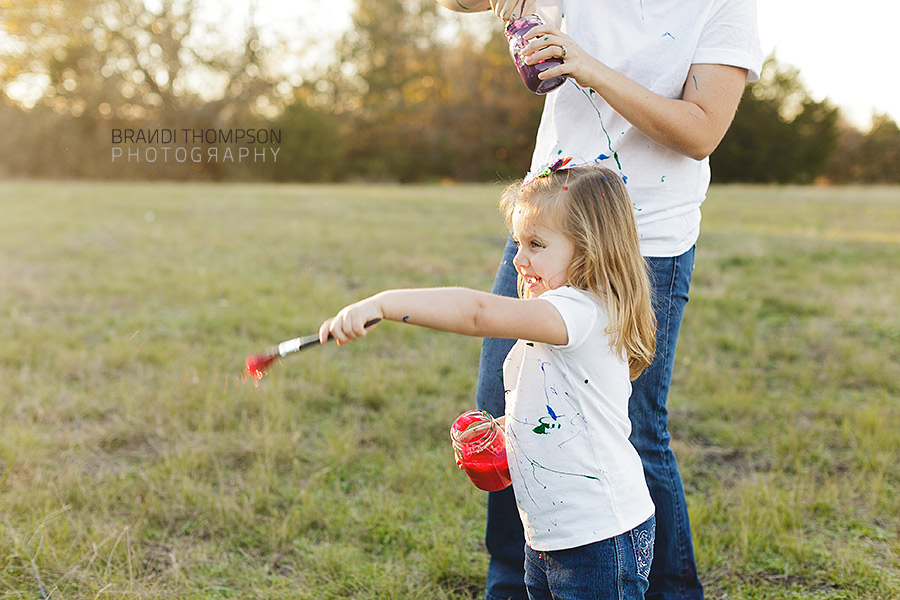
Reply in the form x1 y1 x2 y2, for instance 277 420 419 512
450 410 512 492
505 14 567 95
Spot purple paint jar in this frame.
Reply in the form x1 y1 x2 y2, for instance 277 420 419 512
505 14 567 95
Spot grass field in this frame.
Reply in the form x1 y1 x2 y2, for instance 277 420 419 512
1 181 899 599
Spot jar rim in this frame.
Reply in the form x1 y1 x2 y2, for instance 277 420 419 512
450 410 498 453
505 13 542 35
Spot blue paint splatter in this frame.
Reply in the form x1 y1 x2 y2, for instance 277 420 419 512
663 32 675 39
402 315 410 323
693 75 699 90
540 361 559 422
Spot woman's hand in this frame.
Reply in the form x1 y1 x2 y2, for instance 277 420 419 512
319 298 383 346
490 0 536 21
521 23 601 89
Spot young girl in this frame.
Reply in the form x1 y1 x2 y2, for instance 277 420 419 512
320 164 657 600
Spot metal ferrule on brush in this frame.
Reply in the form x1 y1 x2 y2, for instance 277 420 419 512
278 338 304 356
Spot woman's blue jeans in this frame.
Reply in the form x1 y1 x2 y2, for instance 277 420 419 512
476 236 702 600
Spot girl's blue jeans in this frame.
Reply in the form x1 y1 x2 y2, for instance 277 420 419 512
525 516 656 600
476 236 702 600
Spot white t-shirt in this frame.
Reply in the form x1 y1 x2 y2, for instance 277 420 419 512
532 0 765 257
503 286 654 551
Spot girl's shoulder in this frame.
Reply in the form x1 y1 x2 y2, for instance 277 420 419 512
539 287 607 350
541 286 605 312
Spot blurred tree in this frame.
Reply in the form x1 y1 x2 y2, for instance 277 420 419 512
318 0 542 182
268 90 345 182
838 114 900 184
432 26 544 181
0 0 288 179
320 0 444 180
712 56 840 184
1 0 285 117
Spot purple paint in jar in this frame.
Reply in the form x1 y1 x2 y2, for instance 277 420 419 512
505 14 567 95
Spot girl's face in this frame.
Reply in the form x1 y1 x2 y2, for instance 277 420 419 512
511 205 576 297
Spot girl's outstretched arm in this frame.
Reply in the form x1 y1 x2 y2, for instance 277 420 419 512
319 287 568 347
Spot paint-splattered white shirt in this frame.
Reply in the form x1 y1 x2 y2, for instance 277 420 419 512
531 0 765 257
503 286 654 551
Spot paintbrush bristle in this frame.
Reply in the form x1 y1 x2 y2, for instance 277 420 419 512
244 352 279 384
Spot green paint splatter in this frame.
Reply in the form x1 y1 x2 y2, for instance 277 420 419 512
532 417 560 435
571 80 623 173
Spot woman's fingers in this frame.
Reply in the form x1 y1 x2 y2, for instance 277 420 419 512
524 43 567 64
491 0 536 20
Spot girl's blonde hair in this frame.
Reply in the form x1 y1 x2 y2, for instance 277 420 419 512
500 165 657 380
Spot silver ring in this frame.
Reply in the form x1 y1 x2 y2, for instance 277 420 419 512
561 44 568 59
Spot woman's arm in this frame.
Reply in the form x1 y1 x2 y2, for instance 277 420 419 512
435 0 536 20
522 26 748 160
435 0 491 11
319 287 568 347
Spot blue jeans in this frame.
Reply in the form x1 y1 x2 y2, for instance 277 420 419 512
524 516 655 600
475 237 702 600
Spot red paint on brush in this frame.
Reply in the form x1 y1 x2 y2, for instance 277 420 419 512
244 353 278 384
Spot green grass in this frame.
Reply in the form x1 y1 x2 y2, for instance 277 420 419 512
1 181 898 599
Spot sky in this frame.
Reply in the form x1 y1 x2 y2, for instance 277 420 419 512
755 0 899 129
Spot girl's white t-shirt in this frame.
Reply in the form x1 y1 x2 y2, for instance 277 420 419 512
532 0 765 257
503 286 654 551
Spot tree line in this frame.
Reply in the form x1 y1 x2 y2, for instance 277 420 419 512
2 0 898 184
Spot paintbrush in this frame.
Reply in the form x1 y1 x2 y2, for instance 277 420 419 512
244 318 381 383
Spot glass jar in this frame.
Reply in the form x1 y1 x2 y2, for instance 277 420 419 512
505 14 567 95
450 410 512 492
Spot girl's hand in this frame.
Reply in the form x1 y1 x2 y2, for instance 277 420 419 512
490 0 536 21
319 299 383 346
522 23 600 88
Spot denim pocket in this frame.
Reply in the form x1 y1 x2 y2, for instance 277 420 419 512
632 518 655 581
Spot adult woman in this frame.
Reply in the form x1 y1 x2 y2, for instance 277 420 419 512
434 1 764 599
